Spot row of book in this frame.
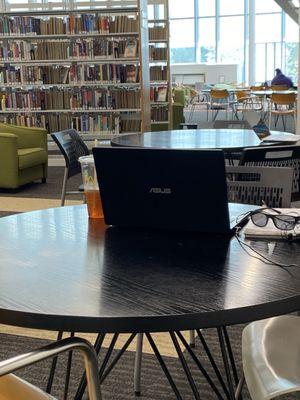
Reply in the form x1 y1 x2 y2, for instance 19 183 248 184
0 15 138 35
148 27 167 41
0 39 138 61
120 119 141 133
151 106 168 122
149 47 167 61
0 64 140 85
1 113 139 133
0 88 141 111
0 64 167 85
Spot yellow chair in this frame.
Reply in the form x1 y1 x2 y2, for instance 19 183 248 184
209 89 234 121
0 337 101 400
235 90 263 115
271 85 289 91
268 92 297 131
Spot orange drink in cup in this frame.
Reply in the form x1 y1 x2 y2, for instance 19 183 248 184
79 155 103 219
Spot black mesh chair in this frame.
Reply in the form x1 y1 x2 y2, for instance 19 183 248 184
51 129 90 206
239 145 300 201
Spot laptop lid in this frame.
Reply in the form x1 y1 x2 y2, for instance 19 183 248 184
93 147 231 233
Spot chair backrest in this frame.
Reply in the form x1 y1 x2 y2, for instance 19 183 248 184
213 120 251 129
226 165 293 207
270 92 296 106
51 129 89 178
271 85 289 91
235 90 251 101
210 89 229 100
239 145 300 196
250 85 264 91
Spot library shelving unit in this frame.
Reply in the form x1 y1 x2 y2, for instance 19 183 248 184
0 0 151 142
148 0 171 131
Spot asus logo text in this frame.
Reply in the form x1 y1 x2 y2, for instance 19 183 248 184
149 187 172 194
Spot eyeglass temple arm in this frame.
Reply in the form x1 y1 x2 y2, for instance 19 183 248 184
0 337 101 400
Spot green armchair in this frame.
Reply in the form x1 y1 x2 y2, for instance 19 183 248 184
0 123 48 189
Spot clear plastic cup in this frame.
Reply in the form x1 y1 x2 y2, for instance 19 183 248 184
79 155 103 219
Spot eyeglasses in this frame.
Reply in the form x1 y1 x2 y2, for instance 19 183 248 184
250 208 300 231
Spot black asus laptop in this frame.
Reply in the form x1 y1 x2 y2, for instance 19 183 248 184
92 147 249 234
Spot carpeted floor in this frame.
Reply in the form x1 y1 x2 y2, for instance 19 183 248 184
0 166 83 217
0 326 253 400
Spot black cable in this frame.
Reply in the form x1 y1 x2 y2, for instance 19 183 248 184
235 230 300 269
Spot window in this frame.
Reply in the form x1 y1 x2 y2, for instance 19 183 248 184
255 0 281 14
198 17 216 63
255 14 281 43
169 0 194 18
219 16 244 80
198 0 215 17
170 18 195 63
219 0 244 16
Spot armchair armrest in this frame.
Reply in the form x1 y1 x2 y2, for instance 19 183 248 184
0 133 19 188
0 123 48 150
0 337 101 400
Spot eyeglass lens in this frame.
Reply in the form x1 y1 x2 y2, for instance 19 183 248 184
273 215 296 230
251 212 268 227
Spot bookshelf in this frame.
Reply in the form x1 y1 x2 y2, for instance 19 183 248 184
148 0 172 131
0 1 151 140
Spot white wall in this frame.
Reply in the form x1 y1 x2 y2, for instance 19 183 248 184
171 63 239 86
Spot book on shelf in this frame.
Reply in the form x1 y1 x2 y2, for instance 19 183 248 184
0 88 141 111
0 15 138 36
150 86 168 102
151 106 168 122
124 39 137 58
150 66 167 81
149 46 167 61
148 26 167 41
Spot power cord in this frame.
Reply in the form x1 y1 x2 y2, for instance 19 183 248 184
235 227 300 269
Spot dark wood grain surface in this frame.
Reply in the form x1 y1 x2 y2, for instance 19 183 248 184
0 205 300 333
111 129 261 150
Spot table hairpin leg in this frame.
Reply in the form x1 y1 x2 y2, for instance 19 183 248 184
176 331 225 400
74 332 106 400
196 329 230 400
217 327 235 400
63 331 75 400
46 331 63 393
169 332 201 400
222 327 239 388
98 333 119 381
145 332 183 400
100 333 136 384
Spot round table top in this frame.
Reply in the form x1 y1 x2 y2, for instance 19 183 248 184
252 90 297 96
1 205 300 334
111 129 262 150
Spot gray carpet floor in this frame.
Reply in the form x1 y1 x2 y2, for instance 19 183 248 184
0 327 252 400
0 166 81 200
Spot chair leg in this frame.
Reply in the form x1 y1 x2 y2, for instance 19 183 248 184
134 333 143 396
41 178 46 184
282 115 286 131
235 371 245 400
61 167 69 207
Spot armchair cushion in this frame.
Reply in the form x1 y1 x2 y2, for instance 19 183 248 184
18 148 47 170
0 374 55 400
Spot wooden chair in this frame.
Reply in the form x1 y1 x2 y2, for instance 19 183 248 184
51 129 90 206
268 92 296 131
209 89 234 121
271 84 289 91
0 337 101 400
226 165 293 207
234 90 263 116
239 145 300 201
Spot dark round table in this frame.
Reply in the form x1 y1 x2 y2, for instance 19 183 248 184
111 129 262 151
1 204 300 334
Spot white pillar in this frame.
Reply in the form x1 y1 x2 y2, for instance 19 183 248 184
248 0 255 85
297 9 300 134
